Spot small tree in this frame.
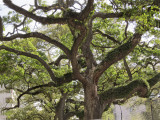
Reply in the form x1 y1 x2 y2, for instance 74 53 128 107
0 0 160 119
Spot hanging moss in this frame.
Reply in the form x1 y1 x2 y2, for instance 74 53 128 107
100 79 151 101
103 39 132 61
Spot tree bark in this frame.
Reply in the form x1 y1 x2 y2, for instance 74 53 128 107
54 93 67 120
83 83 104 120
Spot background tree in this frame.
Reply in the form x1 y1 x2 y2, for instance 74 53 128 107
0 0 160 119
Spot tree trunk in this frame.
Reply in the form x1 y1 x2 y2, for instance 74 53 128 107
54 93 67 120
83 83 104 120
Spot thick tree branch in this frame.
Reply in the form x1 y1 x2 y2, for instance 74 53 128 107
0 45 56 81
3 0 67 24
54 92 68 120
71 28 86 57
1 32 71 58
70 28 89 84
79 0 94 20
93 11 160 28
93 33 142 82
99 73 160 103
81 17 97 77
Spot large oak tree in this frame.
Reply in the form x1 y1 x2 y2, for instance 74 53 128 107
0 0 160 119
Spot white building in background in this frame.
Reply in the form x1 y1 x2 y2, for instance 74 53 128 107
113 96 147 120
0 86 13 120
114 103 147 120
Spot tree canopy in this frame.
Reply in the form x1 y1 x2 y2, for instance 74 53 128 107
0 0 160 119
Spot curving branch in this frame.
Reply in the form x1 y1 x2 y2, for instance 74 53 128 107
3 0 67 24
93 33 142 82
99 73 160 103
6 8 37 36
3 71 76 111
0 45 56 81
70 27 89 84
94 29 120 44
71 26 86 57
49 55 68 66
3 82 56 110
1 32 71 58
92 11 160 28
34 0 61 12
0 45 75 85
